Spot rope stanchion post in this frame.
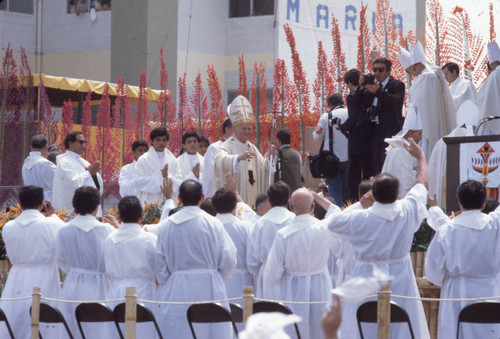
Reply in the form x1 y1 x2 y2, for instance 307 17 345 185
242 286 254 329
30 286 41 339
125 286 137 339
377 284 391 339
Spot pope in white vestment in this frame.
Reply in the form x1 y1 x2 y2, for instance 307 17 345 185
426 182 500 339
22 151 56 202
265 188 342 339
478 40 500 134
247 203 295 299
1 203 64 339
56 214 115 338
213 96 271 208
52 150 103 214
154 193 237 339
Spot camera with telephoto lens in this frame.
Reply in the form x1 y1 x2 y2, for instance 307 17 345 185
366 105 379 124
363 73 377 85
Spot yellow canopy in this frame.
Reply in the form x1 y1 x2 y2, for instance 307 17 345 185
30 74 166 102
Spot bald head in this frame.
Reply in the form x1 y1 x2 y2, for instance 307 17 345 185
290 188 314 215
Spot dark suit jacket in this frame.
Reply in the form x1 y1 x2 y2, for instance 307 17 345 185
275 145 302 194
340 89 374 156
365 76 406 141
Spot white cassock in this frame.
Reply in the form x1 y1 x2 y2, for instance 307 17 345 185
177 152 204 183
134 146 182 206
154 206 237 339
52 150 103 215
104 223 158 337
202 140 223 198
216 213 253 305
0 210 63 339
118 160 138 197
22 151 56 202
449 76 477 109
213 136 270 208
382 140 418 199
265 214 342 339
326 184 430 339
478 67 500 134
426 208 500 339
246 206 295 299
334 202 361 286
56 214 115 339
409 67 456 157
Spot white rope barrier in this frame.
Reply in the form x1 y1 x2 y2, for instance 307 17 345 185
391 294 500 302
40 296 126 304
136 297 243 305
0 296 32 301
254 297 328 304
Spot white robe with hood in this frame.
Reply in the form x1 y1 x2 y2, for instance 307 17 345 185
22 151 56 201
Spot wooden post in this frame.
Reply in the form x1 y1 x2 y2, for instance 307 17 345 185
377 284 391 339
30 286 41 339
125 286 137 339
242 286 254 329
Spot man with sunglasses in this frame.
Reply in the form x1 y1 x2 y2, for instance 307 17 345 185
52 131 103 215
359 58 405 174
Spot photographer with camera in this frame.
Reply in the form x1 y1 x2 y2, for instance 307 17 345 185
359 58 405 174
313 93 349 206
339 69 376 202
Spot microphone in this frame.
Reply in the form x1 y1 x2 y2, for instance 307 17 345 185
482 116 500 121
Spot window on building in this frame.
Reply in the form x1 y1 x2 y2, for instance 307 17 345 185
0 0 34 14
229 0 274 18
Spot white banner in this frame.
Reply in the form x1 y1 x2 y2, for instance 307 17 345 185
460 141 500 189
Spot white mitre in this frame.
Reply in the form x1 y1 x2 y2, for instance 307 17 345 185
488 40 500 64
385 106 422 150
456 99 479 127
227 95 253 127
396 48 414 70
411 41 434 73
239 312 301 339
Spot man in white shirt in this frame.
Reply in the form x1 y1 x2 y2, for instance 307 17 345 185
315 138 431 339
134 127 182 206
426 180 500 339
212 187 253 304
52 131 103 214
442 62 477 109
0 186 64 339
313 93 349 206
118 140 148 198
266 188 341 339
155 180 237 339
247 181 294 299
56 186 116 338
22 134 56 202
202 118 232 198
104 195 157 336
177 131 203 182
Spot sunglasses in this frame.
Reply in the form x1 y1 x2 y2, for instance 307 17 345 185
75 140 87 145
373 67 387 73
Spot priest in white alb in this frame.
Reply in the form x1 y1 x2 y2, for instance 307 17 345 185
442 62 477 109
0 186 64 339
265 188 342 339
478 40 500 135
315 138 431 339
134 127 182 206
202 118 233 198
402 42 456 157
56 186 116 338
212 187 253 305
428 100 479 208
426 180 500 339
213 95 272 208
154 180 237 339
177 131 203 183
247 181 294 299
118 140 148 198
381 106 422 198
52 131 103 215
104 196 158 336
22 135 56 202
